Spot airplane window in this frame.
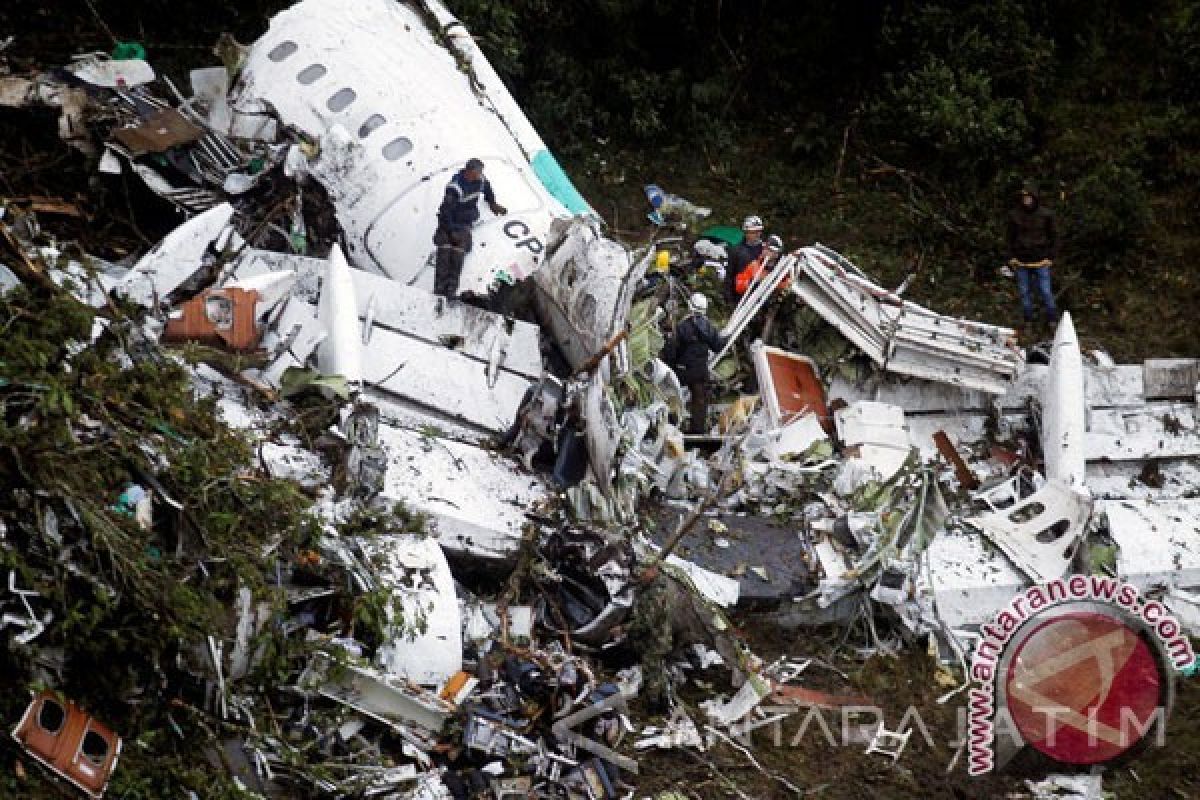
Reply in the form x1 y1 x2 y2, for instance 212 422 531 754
80 729 110 765
327 88 356 112
382 136 413 161
37 699 66 734
267 41 297 62
296 64 327 85
358 114 386 138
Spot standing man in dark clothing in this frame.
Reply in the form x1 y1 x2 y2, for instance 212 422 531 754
433 158 507 298
1006 181 1058 326
671 292 728 435
725 215 765 303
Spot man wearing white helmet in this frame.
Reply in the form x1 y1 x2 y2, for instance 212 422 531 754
726 215 765 302
670 292 728 434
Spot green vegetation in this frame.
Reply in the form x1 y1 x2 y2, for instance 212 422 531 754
448 0 1200 356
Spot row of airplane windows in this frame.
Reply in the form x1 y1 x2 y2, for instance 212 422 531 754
267 39 412 161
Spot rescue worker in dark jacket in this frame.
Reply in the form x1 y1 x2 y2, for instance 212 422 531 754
433 158 507 298
1006 181 1058 325
725 215 764 303
671 292 728 434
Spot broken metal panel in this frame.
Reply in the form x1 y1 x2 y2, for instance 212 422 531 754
359 330 532 434
241 248 542 377
834 401 913 483
66 55 155 88
922 529 1028 629
347 269 542 380
231 0 578 296
583 363 622 495
791 245 1022 394
1143 358 1200 401
115 202 236 306
1103 499 1200 590
964 480 1093 585
1041 312 1087 487
377 424 543 561
304 654 455 736
12 691 122 799
533 218 645 371
359 535 463 687
1086 403 1200 461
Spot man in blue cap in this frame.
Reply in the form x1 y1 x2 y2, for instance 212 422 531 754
433 158 507 297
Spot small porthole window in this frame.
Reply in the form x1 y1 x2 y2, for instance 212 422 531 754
382 136 413 161
327 88 356 112
358 114 386 138
81 729 110 766
37 699 66 735
267 41 297 62
296 64 326 85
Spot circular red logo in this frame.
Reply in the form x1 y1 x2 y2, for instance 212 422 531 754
1004 609 1165 765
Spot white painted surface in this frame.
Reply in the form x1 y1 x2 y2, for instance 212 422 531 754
1104 499 1200 590
232 0 576 296
316 245 363 385
377 424 545 560
116 203 235 306
363 535 462 687
1042 313 1087 487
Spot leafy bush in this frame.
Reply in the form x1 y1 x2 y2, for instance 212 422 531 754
1064 163 1153 260
869 58 1031 177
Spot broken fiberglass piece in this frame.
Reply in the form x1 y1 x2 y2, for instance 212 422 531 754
316 245 363 386
12 691 122 799
834 401 913 484
111 108 204 156
1102 499 1200 591
359 535 463 687
377 424 545 561
303 653 456 737
751 342 830 431
1041 312 1086 488
223 269 298 321
700 673 771 726
922 527 1027 629
1086 403 1200 462
231 0 592 297
114 202 237 307
964 479 1093 585
66 55 155 88
162 288 262 351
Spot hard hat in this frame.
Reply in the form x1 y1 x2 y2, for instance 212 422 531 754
766 234 784 252
742 215 764 232
688 292 709 313
654 250 670 273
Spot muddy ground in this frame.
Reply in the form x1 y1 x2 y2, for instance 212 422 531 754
2 4 1199 799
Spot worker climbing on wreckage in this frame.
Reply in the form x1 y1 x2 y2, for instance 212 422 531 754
433 157 507 298
725 215 765 302
733 233 785 297
668 292 728 435
1006 180 1059 331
